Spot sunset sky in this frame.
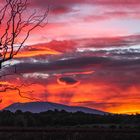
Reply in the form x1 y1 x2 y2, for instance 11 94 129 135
0 0 140 114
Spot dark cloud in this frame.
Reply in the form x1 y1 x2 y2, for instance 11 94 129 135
58 77 79 85
4 54 139 90
14 56 110 73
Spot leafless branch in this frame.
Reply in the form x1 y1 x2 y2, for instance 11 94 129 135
0 0 49 101
0 0 49 68
0 82 41 102
0 64 41 101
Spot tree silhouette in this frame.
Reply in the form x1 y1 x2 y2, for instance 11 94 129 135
0 0 49 69
0 0 49 101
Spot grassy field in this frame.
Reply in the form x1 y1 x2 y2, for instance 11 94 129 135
0 128 140 140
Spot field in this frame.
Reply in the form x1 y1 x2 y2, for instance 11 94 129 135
0 128 140 140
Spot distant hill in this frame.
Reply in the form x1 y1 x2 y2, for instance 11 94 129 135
3 102 107 115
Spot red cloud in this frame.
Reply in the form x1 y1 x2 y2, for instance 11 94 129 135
34 0 140 5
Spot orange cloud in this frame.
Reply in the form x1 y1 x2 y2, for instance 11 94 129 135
15 48 62 58
46 82 140 114
55 70 95 76
0 78 140 114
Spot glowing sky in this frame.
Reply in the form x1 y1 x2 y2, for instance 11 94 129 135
0 0 140 114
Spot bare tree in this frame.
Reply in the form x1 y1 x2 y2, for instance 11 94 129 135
0 0 49 69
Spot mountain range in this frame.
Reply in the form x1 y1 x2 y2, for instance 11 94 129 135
3 102 107 115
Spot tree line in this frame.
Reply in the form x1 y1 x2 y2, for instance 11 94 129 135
0 110 140 127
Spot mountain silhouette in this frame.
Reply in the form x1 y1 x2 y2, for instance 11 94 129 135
4 102 107 115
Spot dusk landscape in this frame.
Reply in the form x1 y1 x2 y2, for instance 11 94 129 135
0 0 140 139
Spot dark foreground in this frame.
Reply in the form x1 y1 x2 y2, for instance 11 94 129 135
0 110 140 139
0 128 140 140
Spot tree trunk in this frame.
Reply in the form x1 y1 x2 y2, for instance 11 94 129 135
0 62 2 69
